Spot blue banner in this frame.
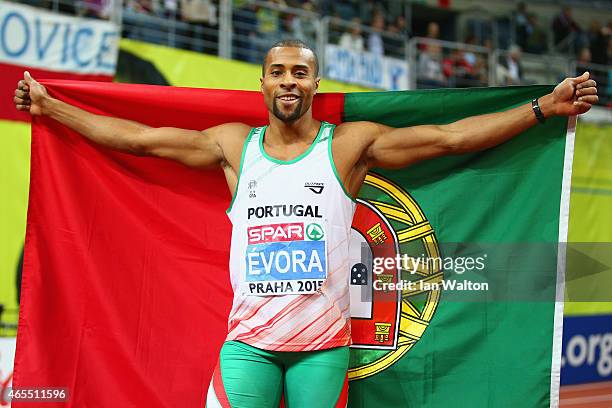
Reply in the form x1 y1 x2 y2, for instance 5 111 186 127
561 314 612 385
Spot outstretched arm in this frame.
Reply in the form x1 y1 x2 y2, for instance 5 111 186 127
14 72 247 169
365 72 598 169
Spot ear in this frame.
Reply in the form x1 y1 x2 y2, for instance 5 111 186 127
260 76 263 92
314 77 320 95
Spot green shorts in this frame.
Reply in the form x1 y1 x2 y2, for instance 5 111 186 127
205 341 349 408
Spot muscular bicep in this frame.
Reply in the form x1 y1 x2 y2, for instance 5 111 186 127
365 123 455 169
135 127 221 168
138 122 248 169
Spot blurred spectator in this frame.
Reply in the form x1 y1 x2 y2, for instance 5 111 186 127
514 2 529 51
419 22 440 52
81 0 112 19
463 35 478 67
427 21 440 39
126 0 157 14
333 0 357 21
328 15 345 45
385 22 404 58
552 6 583 52
443 49 465 87
254 0 286 54
577 47 592 65
463 36 488 85
232 1 258 62
608 23 612 64
574 46 609 106
498 44 523 85
394 15 409 38
417 44 445 88
514 4 547 54
524 14 547 54
367 12 384 56
441 40 487 87
285 1 317 45
182 0 218 55
588 21 610 65
318 0 332 17
161 0 178 17
124 0 165 44
339 17 364 52
359 0 384 26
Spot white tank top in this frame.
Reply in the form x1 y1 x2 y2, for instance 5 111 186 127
225 121 356 351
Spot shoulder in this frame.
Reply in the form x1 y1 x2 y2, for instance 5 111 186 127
204 122 252 165
334 121 389 143
205 122 251 140
331 121 390 163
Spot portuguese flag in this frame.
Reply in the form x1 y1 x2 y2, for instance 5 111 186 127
13 81 572 407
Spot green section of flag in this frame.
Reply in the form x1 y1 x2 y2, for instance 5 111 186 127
345 87 566 407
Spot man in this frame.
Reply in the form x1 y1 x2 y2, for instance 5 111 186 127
367 12 384 56
339 17 364 53
498 44 524 86
14 39 597 408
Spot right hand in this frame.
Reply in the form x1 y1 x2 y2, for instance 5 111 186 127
14 71 49 116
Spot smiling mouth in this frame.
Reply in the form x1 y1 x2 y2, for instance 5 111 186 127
277 95 300 102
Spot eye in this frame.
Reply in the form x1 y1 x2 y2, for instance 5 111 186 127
271 70 282 76
295 71 307 77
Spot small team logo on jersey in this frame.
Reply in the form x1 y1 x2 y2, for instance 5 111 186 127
248 180 257 198
304 182 324 194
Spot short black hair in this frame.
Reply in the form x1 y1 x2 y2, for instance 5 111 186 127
262 39 319 76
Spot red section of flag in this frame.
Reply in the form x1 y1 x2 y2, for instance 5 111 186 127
0 62 111 122
13 80 344 407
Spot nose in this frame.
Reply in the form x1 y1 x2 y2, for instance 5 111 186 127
280 72 297 90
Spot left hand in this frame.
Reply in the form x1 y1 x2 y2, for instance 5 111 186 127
550 72 598 116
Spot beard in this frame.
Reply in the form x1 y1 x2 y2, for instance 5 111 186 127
272 98 304 122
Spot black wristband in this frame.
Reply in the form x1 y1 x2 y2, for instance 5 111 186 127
532 98 546 124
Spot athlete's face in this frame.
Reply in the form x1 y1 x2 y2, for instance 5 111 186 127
261 47 320 123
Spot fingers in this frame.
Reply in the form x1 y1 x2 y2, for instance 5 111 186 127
16 72 36 113
573 101 592 114
571 71 590 84
576 79 596 90
14 94 30 104
576 95 598 104
15 88 29 99
17 79 29 91
14 85 30 109
24 70 34 85
576 86 597 96
14 94 31 111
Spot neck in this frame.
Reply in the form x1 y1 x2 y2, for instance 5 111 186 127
266 109 320 145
